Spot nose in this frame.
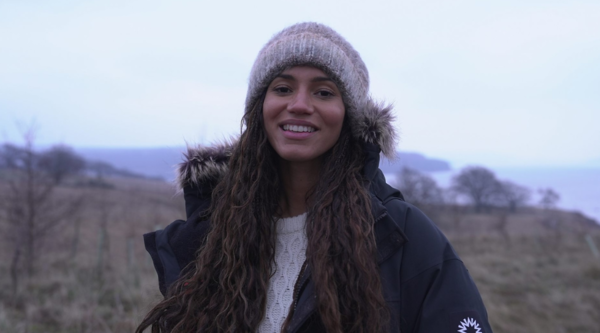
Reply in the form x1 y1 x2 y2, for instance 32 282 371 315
287 89 314 114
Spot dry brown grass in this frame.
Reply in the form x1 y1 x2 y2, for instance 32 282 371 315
0 177 183 332
0 178 599 332
437 208 600 333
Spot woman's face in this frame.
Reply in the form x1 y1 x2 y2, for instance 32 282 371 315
263 66 345 164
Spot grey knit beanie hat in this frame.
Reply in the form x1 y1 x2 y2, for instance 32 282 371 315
246 22 397 157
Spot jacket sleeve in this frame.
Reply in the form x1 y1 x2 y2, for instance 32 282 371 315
397 203 493 333
143 183 212 296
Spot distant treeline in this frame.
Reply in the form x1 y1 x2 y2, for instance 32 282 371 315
0 143 160 184
0 142 561 216
393 166 560 216
74 147 453 181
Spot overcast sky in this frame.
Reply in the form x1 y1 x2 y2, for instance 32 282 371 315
1 0 599 168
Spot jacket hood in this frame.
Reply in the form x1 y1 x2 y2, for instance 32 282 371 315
176 100 397 190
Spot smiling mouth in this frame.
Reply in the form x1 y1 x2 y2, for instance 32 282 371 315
282 124 317 133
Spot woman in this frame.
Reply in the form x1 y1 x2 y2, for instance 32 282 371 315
138 22 493 333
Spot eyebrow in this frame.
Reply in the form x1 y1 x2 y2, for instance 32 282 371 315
275 74 334 83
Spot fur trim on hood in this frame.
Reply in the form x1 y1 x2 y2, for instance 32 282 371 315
177 101 397 190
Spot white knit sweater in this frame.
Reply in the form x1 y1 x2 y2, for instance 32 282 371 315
258 213 307 333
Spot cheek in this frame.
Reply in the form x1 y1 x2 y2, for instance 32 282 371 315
262 102 277 134
323 107 346 135
262 98 284 126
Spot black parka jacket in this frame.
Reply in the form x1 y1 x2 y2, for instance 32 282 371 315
144 140 493 333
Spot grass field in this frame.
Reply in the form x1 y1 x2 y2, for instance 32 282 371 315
0 178 599 332
441 217 600 333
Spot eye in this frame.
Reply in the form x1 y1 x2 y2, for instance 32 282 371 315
273 86 292 94
315 89 334 97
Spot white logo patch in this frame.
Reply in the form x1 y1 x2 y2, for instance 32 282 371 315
457 317 482 333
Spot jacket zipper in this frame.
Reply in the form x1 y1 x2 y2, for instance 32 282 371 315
375 211 387 223
291 260 308 314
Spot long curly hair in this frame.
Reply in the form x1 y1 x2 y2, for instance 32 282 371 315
136 94 389 333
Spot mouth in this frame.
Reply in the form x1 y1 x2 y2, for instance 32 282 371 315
281 124 317 133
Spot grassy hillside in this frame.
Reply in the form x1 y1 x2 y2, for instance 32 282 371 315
0 178 598 332
436 210 600 332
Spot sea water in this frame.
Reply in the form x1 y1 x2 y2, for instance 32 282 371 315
387 168 600 224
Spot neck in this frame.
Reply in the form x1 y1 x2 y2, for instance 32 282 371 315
278 158 322 218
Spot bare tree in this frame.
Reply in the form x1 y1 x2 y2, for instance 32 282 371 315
37 144 86 184
539 188 560 210
451 166 499 213
537 188 562 243
393 167 446 222
0 129 84 292
0 143 28 169
495 180 531 213
395 167 444 208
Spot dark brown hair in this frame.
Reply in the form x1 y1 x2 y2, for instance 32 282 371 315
136 95 388 333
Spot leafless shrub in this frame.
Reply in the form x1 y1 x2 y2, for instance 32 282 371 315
495 180 531 214
37 145 86 184
452 166 532 216
539 188 560 210
451 166 499 213
0 129 84 293
537 188 563 245
394 167 445 218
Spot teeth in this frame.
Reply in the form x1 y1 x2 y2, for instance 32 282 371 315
283 124 316 132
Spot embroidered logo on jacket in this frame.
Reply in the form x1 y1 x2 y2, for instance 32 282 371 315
457 317 482 333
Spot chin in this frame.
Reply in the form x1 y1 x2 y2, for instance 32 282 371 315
275 148 321 163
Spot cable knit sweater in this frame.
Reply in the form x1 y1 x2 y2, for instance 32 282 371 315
258 213 307 333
